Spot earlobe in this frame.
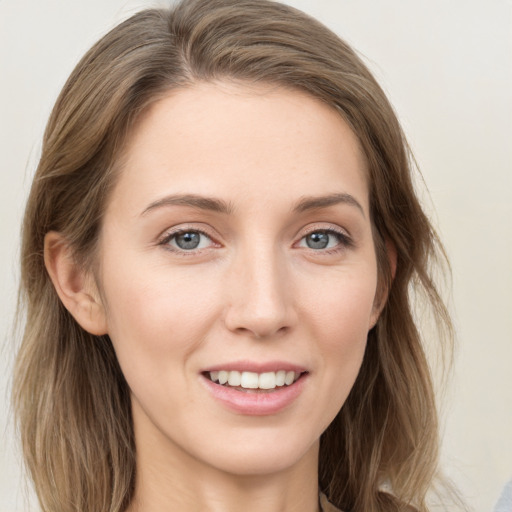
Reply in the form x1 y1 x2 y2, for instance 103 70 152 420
44 231 108 335
386 238 397 281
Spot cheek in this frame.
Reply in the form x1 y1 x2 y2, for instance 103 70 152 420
300 268 377 414
99 260 221 380
302 264 378 341
319 291 371 379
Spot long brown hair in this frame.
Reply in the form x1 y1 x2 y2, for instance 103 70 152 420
13 1 452 511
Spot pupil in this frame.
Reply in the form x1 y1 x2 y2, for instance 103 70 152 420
307 232 329 249
176 232 200 250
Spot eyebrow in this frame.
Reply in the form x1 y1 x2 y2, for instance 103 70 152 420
141 192 365 218
293 193 366 218
141 194 234 216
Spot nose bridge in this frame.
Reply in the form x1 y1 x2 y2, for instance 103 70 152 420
224 238 294 338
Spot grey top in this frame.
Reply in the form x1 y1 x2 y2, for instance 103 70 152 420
494 480 512 512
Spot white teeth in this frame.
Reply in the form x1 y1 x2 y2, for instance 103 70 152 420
227 370 241 386
208 370 302 390
240 371 259 389
284 371 295 385
258 372 276 390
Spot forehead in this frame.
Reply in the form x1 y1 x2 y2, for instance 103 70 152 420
110 81 369 217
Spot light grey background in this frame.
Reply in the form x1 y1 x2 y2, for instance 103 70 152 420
1 1 511 511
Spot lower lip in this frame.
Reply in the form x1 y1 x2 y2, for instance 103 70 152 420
201 374 308 416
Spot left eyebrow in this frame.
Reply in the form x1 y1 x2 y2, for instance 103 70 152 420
292 193 366 218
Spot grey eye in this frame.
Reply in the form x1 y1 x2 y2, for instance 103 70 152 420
168 231 213 251
174 232 200 250
305 232 330 249
299 230 347 250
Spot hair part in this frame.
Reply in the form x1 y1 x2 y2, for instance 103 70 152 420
14 1 452 511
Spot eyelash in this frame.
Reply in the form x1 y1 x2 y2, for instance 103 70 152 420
297 227 353 254
157 226 353 255
158 227 218 255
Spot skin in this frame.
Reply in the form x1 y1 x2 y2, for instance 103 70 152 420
46 82 383 512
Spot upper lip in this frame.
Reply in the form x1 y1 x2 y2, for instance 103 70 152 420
202 360 308 374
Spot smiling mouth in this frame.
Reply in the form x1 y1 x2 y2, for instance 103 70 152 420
203 370 306 392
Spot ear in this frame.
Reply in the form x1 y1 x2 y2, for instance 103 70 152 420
44 231 108 335
386 238 397 281
369 238 397 329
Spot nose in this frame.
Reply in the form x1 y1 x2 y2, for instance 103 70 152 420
223 244 296 339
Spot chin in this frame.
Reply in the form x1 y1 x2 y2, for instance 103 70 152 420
190 430 320 477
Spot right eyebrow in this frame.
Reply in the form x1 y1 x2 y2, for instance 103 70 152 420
140 194 234 217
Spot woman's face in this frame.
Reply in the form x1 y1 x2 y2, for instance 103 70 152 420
97 82 380 476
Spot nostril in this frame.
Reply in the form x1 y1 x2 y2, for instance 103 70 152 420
235 324 290 340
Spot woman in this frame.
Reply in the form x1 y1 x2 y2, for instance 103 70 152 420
13 0 452 511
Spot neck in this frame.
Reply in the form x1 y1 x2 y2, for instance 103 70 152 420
126 412 320 512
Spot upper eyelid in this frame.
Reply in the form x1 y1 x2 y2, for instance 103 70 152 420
302 225 347 234
165 229 213 241
298 230 350 242
295 225 355 250
158 229 220 255
297 223 352 239
156 222 353 245
158 224 217 242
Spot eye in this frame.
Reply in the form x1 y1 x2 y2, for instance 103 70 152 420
298 229 350 250
162 230 215 251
